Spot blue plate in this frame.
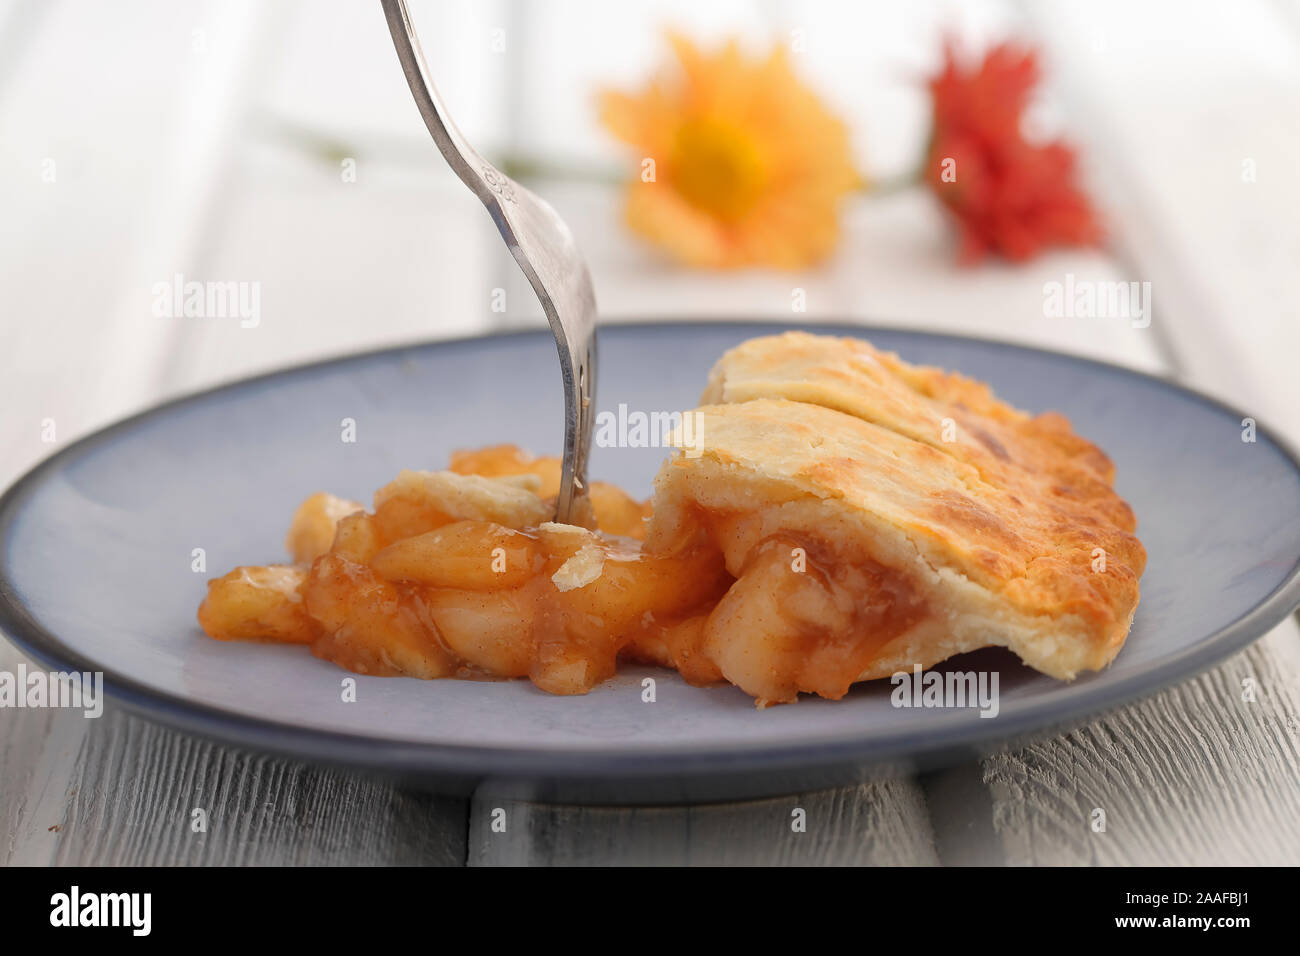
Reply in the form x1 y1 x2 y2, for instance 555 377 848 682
2 322 1298 803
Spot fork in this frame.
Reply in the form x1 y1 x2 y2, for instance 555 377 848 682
380 0 597 525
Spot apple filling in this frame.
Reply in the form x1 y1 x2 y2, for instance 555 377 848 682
626 508 929 703
198 445 930 704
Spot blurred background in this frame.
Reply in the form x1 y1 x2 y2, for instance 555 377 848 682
2 0 1298 488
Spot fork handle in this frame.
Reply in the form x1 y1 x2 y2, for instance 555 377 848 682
380 0 494 205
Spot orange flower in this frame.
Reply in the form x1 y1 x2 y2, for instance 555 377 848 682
925 42 1102 263
600 33 859 269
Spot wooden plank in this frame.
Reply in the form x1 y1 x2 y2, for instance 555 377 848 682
2 692 468 867
0 633 94 865
468 778 938 866
163 147 501 395
1027 0 1300 444
985 628 1300 865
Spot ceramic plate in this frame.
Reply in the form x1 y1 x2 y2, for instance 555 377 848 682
2 322 1298 803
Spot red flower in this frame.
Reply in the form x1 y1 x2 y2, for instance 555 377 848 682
925 42 1102 263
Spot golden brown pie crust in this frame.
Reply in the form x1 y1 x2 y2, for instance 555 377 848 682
662 332 1146 690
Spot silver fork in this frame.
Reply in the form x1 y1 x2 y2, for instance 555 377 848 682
380 0 597 525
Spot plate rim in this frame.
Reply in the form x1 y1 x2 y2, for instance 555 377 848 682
2 319 1299 783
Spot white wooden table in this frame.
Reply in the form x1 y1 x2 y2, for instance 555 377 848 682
2 0 1298 865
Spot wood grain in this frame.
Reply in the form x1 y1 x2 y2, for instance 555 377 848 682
0 651 467 867
984 627 1300 866
468 777 938 866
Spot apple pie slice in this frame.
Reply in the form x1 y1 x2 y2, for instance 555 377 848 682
198 331 1145 706
632 332 1146 702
